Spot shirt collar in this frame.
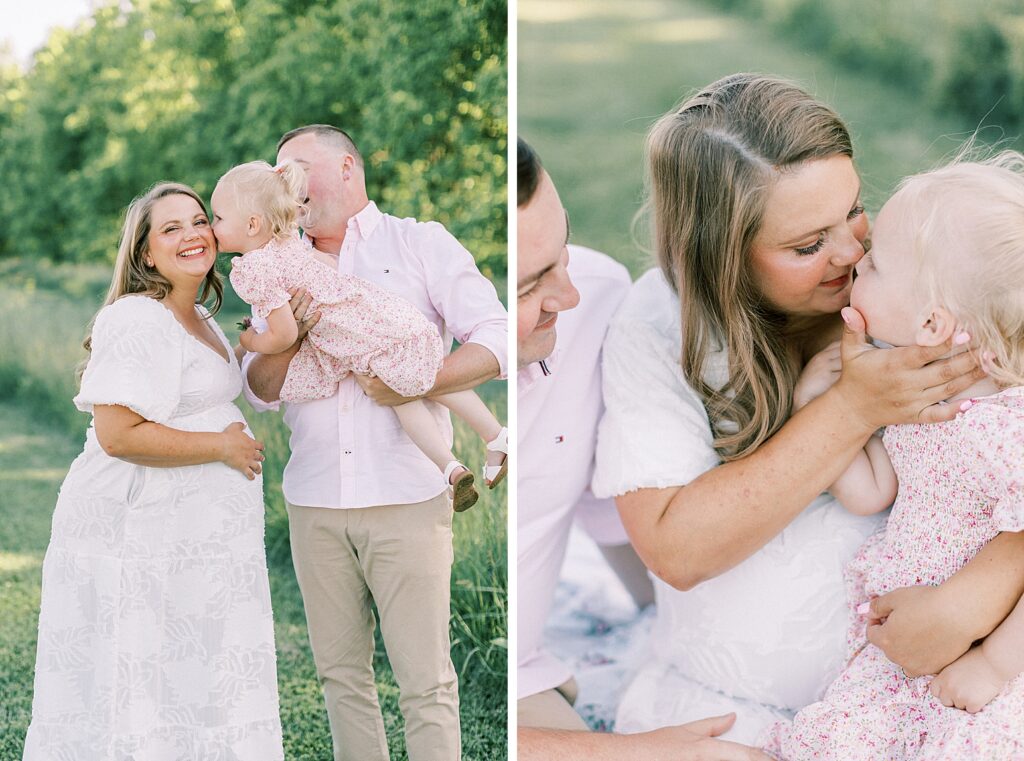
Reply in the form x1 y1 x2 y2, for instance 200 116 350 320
348 200 383 240
517 346 559 396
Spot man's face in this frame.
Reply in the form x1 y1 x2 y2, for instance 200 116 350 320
517 171 580 369
277 133 346 240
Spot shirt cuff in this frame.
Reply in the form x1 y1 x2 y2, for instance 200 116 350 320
240 350 282 413
463 326 508 379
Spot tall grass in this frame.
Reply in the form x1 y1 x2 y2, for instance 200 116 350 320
0 258 508 693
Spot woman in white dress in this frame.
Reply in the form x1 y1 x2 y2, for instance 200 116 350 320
23 183 284 760
592 74 1024 744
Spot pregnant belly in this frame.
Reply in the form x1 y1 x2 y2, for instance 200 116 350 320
651 496 883 710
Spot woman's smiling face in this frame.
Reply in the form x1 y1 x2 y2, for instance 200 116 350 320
146 194 217 288
749 155 868 317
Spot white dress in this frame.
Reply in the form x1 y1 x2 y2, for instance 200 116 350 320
23 296 283 761
591 270 884 744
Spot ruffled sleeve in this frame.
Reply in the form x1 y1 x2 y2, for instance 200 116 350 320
962 398 1024 531
228 247 292 319
74 296 184 424
592 270 721 498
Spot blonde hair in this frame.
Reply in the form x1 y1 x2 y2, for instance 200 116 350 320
644 73 854 461
81 182 223 364
891 151 1024 387
217 159 308 238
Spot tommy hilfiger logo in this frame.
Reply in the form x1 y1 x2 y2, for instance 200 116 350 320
554 435 564 443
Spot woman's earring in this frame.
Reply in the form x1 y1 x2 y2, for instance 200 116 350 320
145 258 154 267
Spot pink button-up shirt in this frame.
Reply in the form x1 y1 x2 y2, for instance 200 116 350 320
517 245 631 699
241 201 507 509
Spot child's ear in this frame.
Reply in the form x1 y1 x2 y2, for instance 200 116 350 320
916 306 957 347
247 215 262 237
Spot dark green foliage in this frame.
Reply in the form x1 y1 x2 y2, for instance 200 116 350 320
700 0 1024 131
0 0 507 276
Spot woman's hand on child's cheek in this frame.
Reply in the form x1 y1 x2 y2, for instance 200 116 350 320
929 646 1005 714
354 373 420 407
866 585 972 677
836 307 985 430
793 340 841 410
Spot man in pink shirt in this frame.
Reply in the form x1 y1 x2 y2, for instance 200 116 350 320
516 138 769 760
243 125 507 761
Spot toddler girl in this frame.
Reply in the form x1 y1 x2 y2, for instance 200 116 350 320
211 160 507 512
762 153 1024 759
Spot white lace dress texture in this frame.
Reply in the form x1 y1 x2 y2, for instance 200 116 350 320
23 295 283 761
592 269 883 744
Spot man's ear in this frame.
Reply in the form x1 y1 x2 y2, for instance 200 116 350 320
916 305 958 347
342 154 353 181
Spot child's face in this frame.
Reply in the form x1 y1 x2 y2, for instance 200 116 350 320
210 182 251 254
850 197 928 346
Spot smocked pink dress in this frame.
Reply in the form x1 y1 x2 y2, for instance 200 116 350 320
229 234 444 403
761 387 1024 760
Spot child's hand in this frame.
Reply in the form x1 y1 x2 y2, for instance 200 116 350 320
794 340 841 410
239 326 259 352
930 645 1005 713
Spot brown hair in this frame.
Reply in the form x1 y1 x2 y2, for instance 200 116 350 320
277 124 363 166
82 182 223 360
645 73 853 460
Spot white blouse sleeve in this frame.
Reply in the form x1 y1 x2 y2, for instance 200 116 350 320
592 285 721 498
74 296 184 424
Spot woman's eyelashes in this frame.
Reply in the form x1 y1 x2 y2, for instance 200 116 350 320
794 204 865 256
795 233 826 256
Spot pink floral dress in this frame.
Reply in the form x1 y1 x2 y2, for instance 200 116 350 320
761 387 1024 760
229 234 444 403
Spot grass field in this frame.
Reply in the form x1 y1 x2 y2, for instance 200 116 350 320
0 259 507 760
519 0 1020 278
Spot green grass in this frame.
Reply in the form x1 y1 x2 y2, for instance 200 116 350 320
519 0 1016 278
0 265 507 760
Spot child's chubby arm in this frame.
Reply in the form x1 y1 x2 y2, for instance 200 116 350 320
240 303 298 355
793 338 896 515
930 544 1024 712
828 435 897 516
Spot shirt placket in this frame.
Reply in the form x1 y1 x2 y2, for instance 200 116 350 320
337 220 359 505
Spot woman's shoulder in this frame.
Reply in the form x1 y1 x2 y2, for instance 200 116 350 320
96 294 174 326
609 267 681 343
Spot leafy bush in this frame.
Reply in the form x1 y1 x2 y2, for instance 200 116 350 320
0 0 506 276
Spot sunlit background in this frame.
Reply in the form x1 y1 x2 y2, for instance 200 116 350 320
520 0 1024 276
0 2 507 759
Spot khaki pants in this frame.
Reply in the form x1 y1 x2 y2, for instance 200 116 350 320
517 678 589 731
287 493 460 761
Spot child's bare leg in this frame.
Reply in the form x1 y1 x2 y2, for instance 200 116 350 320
432 390 503 465
433 390 507 487
393 399 480 512
392 400 460 475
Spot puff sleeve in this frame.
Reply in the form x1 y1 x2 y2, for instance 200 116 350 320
962 399 1024 531
228 249 292 319
74 296 184 424
592 271 722 498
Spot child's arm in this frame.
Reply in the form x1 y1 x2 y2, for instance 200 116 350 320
828 434 898 515
793 339 896 515
240 303 298 355
930 539 1024 713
